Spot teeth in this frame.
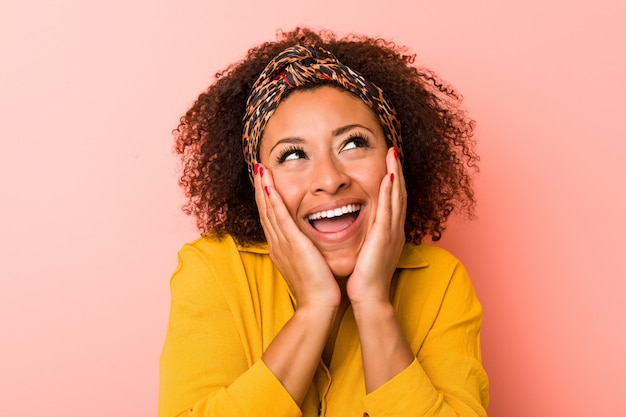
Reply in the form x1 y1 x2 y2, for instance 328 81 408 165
308 204 361 220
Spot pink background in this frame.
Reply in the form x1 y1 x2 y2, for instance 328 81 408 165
1 1 625 415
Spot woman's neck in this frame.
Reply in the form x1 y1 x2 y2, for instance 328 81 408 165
322 278 351 368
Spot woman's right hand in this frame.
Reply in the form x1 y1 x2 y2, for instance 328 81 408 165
255 163 341 404
254 163 341 310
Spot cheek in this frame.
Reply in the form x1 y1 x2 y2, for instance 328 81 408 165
272 174 302 218
354 159 387 195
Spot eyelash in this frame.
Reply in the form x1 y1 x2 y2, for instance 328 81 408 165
276 145 306 164
274 133 372 164
343 133 371 149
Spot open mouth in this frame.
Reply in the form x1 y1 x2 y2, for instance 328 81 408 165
307 204 361 233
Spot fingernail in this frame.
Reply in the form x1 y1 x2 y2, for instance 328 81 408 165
260 166 264 177
390 173 395 183
264 186 270 196
393 147 399 160
254 163 259 175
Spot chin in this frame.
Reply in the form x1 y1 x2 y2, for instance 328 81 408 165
326 257 356 280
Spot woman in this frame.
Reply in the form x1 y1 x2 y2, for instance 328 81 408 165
160 28 489 417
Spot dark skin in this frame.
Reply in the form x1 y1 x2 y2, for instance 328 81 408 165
175 28 478 247
253 87 412 401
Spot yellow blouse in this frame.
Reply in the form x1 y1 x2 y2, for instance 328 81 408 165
159 234 489 417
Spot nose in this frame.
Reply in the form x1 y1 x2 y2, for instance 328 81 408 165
309 154 350 194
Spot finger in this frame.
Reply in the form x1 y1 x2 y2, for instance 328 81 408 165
254 164 267 215
258 166 306 247
372 148 397 230
387 147 407 228
263 185 305 247
254 164 280 244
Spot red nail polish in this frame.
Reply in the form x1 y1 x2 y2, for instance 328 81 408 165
254 163 259 175
259 166 264 177
264 186 270 196
390 173 395 182
393 147 399 160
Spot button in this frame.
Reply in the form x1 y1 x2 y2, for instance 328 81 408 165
363 413 369 417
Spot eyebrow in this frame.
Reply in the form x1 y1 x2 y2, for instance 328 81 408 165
268 124 375 155
332 124 375 136
268 137 305 156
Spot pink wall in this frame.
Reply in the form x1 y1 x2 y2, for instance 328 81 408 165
1 1 624 415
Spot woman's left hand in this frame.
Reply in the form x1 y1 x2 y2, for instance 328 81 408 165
347 147 407 306
347 148 413 393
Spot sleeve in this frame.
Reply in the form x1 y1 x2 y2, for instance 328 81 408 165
359 261 489 417
158 244 301 417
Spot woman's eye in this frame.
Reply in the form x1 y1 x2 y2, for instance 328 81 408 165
343 135 370 151
277 147 307 163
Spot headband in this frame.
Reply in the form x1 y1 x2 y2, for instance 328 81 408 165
241 44 403 183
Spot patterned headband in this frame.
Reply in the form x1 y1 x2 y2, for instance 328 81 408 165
241 44 403 183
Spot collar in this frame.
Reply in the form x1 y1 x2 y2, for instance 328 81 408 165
237 242 429 270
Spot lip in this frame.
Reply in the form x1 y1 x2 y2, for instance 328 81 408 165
302 199 366 243
307 203 361 221
304 199 363 217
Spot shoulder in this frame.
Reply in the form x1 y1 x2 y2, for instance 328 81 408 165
170 234 272 304
398 242 464 271
394 243 481 330
177 234 268 266
179 233 238 257
396 242 474 296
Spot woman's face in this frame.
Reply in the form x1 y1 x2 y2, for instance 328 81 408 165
259 86 388 279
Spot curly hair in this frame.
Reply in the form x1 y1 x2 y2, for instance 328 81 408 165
174 27 478 245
